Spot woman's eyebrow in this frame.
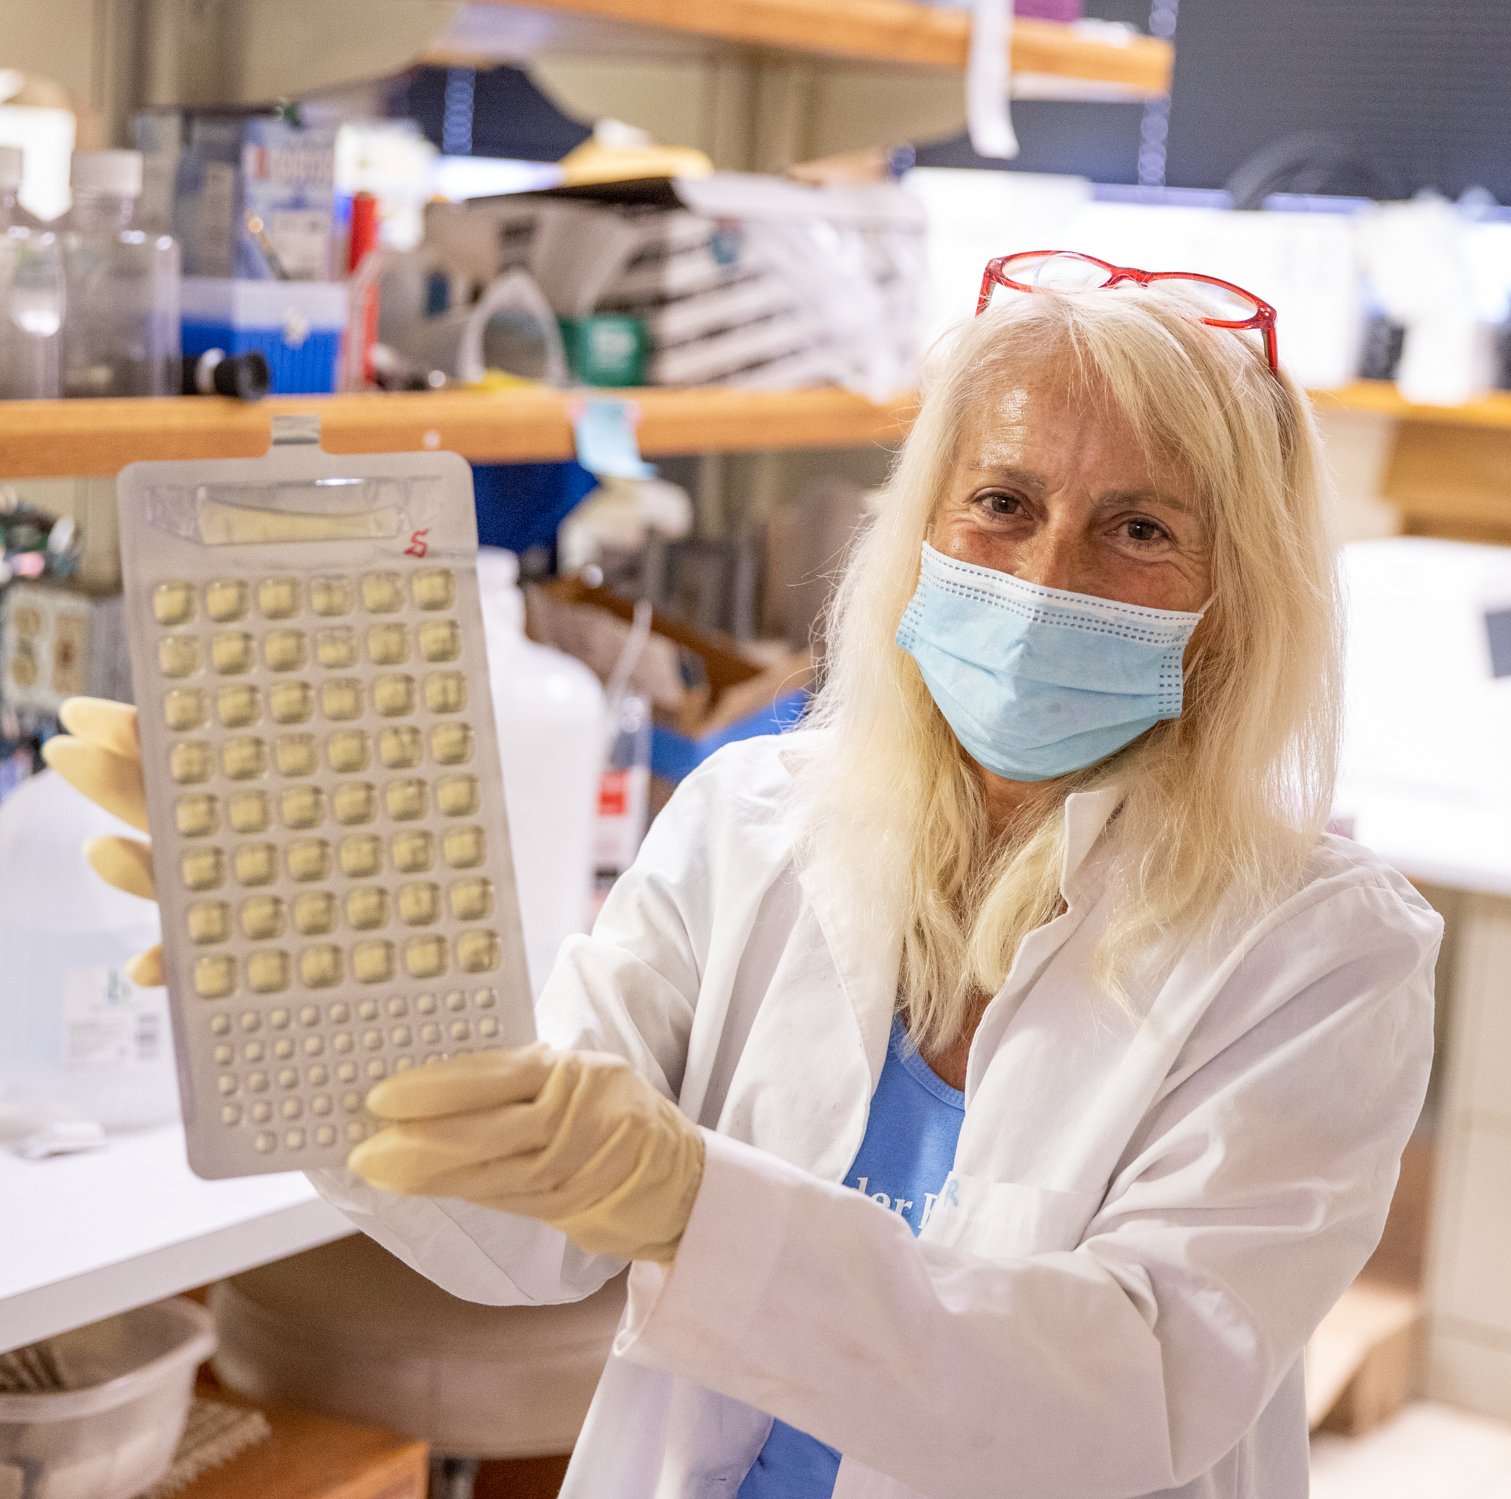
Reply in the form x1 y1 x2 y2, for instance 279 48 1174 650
1095 488 1193 515
965 463 1046 494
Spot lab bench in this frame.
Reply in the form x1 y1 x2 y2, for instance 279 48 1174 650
0 1120 348 1353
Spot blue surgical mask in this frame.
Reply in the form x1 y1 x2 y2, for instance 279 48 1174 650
895 543 1205 782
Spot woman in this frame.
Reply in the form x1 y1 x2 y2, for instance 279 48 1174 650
50 254 1440 1498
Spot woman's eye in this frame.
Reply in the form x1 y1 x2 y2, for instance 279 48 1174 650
1124 518 1170 545
977 491 1023 518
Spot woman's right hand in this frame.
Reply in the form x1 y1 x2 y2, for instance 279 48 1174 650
41 697 164 986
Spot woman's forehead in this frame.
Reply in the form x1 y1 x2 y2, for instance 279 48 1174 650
958 377 1188 496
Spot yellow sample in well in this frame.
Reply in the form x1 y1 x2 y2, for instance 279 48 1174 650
338 835 382 879
211 631 254 675
217 684 261 727
153 581 195 626
205 579 249 622
275 734 318 777
227 790 271 834
257 577 301 618
327 729 369 773
240 895 286 941
234 842 277 886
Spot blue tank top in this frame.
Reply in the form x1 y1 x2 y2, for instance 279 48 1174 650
736 1016 966 1498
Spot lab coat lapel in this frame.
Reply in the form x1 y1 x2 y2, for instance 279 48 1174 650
796 838 899 1094
788 781 1123 1107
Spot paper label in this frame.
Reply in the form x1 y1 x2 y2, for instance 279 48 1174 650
196 162 236 277
268 210 334 282
573 399 657 481
595 763 650 872
967 0 1019 160
63 965 165 1072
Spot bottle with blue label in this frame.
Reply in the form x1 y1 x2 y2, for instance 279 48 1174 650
60 149 180 397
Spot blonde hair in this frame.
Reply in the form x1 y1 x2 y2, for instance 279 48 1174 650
798 284 1342 1049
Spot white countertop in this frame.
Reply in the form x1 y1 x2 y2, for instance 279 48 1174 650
0 1119 351 1352
1340 780 1511 901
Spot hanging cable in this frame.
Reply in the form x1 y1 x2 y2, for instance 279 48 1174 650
1136 0 1179 190
442 67 477 157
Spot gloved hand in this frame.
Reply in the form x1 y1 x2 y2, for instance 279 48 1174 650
41 697 164 986
349 1044 706 1265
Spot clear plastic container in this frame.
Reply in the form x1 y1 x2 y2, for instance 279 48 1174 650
0 1298 215 1499
60 149 180 398
0 144 64 399
0 144 44 229
0 769 177 1132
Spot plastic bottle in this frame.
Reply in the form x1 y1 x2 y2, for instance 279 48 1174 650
0 144 64 399
476 548 606 995
0 769 178 1132
593 689 651 919
60 149 180 398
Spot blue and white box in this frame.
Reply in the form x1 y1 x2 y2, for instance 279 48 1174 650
181 278 349 395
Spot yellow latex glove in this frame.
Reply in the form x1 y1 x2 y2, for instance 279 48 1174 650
40 697 164 987
349 1044 706 1265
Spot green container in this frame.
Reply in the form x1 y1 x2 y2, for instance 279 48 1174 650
558 315 650 387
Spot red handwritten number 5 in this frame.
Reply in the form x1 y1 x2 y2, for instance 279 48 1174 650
406 529 430 558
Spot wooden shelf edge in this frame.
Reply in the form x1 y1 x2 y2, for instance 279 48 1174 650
9 380 1511 480
451 0 1173 94
0 387 920 478
1312 381 1511 431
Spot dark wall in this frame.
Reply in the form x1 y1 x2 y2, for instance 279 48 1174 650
918 1 1511 200
400 66 591 162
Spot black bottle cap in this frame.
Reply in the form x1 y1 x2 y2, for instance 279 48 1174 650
183 350 272 401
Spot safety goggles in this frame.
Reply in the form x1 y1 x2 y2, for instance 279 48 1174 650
976 250 1280 374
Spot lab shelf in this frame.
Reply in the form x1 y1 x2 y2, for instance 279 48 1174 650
0 387 919 478
5 381 1506 480
428 0 1175 99
1310 382 1511 431
0 1122 350 1352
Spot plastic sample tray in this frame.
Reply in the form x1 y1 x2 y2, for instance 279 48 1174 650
117 423 534 1178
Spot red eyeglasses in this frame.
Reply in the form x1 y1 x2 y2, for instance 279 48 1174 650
977 250 1280 374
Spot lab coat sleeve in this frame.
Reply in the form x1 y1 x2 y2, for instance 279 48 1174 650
613 878 1441 1499
302 747 728 1306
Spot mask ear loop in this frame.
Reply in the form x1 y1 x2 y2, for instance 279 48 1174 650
1180 594 1218 681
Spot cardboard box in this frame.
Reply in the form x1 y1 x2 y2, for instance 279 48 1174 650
526 576 810 783
173 1375 428 1499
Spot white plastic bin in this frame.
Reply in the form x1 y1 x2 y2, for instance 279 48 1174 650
0 1298 215 1499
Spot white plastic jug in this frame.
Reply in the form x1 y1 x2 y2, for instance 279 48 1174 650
476 548 606 995
0 769 177 1131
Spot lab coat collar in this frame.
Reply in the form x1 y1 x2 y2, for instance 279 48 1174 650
1059 782 1125 902
785 744 1124 1088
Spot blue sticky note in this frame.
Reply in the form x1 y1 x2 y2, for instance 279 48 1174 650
572 398 657 480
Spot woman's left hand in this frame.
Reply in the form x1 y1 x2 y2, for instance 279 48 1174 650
348 1043 706 1264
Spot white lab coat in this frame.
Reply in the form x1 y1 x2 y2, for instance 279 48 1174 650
308 730 1441 1499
